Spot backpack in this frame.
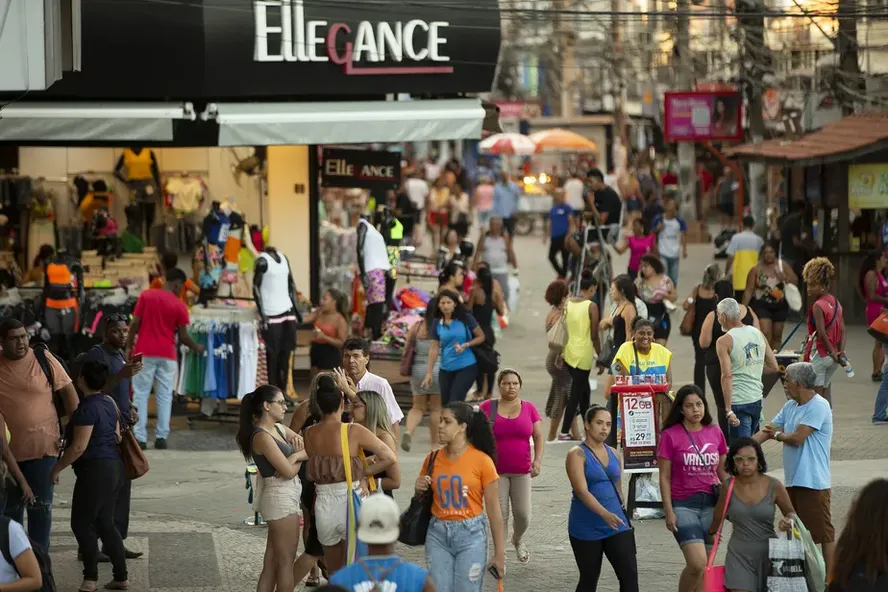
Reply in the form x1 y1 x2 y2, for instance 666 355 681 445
0 517 57 592
32 344 70 448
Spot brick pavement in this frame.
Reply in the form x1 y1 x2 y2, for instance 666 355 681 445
41 232 888 591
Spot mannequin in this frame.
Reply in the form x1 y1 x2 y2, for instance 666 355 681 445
42 249 84 362
356 214 391 339
115 147 161 242
221 201 247 295
195 202 230 301
253 247 302 394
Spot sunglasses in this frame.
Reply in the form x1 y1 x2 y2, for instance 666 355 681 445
106 313 129 324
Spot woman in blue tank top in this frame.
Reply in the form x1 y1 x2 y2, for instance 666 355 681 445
566 405 639 592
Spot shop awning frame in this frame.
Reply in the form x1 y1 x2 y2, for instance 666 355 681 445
0 102 197 142
207 99 486 147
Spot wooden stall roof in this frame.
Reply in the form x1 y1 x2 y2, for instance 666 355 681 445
727 113 888 166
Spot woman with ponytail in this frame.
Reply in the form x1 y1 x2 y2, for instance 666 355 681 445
414 401 506 591
235 385 308 592
303 375 397 574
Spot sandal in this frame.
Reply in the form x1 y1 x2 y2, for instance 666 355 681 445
401 432 412 452
514 540 530 564
305 574 321 587
79 581 98 592
104 580 129 590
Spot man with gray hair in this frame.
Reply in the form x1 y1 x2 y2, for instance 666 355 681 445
716 298 778 439
755 361 835 576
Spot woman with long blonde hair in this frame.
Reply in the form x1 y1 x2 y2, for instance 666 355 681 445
352 390 401 496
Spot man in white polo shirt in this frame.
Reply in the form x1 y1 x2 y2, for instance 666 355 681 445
338 337 403 439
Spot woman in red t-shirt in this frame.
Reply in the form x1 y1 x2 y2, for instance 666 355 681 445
802 257 846 404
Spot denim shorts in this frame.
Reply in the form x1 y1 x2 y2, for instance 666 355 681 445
672 492 716 547
426 515 489 592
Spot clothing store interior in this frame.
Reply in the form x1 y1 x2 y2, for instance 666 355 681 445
0 139 464 420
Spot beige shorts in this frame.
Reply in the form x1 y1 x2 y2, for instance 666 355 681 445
257 475 302 522
313 482 350 547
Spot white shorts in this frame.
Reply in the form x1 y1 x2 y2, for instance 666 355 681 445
810 351 840 388
314 482 350 547
257 475 302 522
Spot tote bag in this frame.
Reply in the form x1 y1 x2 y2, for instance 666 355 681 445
341 424 368 564
704 478 735 592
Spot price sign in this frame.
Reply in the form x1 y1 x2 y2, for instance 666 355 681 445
619 391 660 470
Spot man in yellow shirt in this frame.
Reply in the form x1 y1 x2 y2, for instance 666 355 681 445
725 216 765 301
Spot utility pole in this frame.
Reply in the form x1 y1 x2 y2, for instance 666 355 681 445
612 0 630 157
554 0 575 118
836 0 862 115
739 0 768 235
676 0 697 220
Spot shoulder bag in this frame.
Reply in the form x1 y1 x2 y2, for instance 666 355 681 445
681 424 720 498
679 287 698 336
464 320 499 375
341 423 367 564
399 336 417 377
778 247 802 312
583 442 632 528
704 477 735 592
547 305 568 351
105 396 149 480
399 450 438 546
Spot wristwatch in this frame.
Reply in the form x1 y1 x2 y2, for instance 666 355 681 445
774 431 783 442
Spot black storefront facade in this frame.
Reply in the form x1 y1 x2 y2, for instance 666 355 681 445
0 0 502 301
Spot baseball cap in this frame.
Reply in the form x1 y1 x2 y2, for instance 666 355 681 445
357 494 401 545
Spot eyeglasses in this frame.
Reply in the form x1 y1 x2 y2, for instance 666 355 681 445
270 399 287 407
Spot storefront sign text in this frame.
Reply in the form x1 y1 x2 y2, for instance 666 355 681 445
321 148 401 191
849 163 888 209
254 0 453 75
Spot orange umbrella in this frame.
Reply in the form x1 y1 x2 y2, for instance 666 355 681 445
529 128 598 153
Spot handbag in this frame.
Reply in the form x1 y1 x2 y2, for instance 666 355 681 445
794 518 826 592
399 336 417 377
679 287 698 336
681 424 720 499
465 322 500 374
341 423 368 564
704 477 735 592
583 443 632 528
105 396 149 480
547 306 568 351
780 258 803 312
868 311 888 345
766 523 808 592
399 451 438 546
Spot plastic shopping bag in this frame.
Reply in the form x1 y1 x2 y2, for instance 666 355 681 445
767 528 807 592
632 475 665 520
794 519 826 592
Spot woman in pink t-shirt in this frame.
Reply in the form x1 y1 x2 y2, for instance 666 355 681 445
479 369 544 565
614 217 657 278
657 385 727 592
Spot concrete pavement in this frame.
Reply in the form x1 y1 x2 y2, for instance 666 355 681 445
44 230 888 591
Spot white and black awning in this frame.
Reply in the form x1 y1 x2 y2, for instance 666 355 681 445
0 102 197 142
206 99 486 146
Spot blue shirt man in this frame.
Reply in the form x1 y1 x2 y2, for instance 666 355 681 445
550 203 573 238
492 171 521 224
330 494 435 592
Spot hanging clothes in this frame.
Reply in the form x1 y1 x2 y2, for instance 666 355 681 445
178 319 259 400
165 176 206 216
122 149 156 181
222 212 245 285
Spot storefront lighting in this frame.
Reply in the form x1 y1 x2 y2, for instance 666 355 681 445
523 176 537 185
539 173 551 184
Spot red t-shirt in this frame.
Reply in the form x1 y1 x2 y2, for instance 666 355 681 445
805 295 843 360
698 170 714 193
133 289 189 360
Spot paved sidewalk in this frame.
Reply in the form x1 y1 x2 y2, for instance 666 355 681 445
42 232 888 591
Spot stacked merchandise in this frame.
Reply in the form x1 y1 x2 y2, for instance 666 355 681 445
177 305 260 418
80 249 159 289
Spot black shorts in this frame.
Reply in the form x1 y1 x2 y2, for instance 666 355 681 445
300 479 324 557
752 298 789 322
310 342 341 370
718 202 734 217
654 314 671 341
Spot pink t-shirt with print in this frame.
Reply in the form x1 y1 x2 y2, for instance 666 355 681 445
479 399 542 475
657 424 727 501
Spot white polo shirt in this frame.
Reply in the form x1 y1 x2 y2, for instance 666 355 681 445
356 371 404 426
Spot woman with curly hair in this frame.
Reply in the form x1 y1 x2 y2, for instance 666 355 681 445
543 280 577 441
829 478 888 591
802 257 846 404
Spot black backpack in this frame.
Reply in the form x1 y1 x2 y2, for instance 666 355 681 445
32 344 70 447
0 517 57 592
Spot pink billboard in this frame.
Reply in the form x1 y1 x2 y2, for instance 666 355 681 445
664 91 743 142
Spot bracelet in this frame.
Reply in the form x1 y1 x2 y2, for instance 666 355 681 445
726 410 736 417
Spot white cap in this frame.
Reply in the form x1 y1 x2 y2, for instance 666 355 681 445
357 494 401 545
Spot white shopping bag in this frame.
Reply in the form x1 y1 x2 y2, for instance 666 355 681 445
767 528 807 592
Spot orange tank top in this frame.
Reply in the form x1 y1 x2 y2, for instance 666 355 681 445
313 322 337 343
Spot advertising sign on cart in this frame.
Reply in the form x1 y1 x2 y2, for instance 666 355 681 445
620 390 660 470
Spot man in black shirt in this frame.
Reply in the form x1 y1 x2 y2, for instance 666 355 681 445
586 168 622 241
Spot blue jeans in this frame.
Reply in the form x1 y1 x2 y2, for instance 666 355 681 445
426 515 489 592
133 356 178 442
661 255 680 286
875 367 888 422
439 365 478 406
3 456 57 550
730 400 763 441
671 492 716 547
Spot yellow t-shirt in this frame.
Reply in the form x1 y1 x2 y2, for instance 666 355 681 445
563 300 594 371
727 231 764 291
613 342 672 376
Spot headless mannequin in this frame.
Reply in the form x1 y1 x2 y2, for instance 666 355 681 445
254 247 303 394
42 249 84 362
115 147 161 243
196 201 230 303
357 215 391 340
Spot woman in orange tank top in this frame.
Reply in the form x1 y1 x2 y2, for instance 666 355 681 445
305 289 350 378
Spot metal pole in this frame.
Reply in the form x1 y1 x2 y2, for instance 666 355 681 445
676 0 697 220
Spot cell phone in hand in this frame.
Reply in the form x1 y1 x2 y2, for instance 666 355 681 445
488 566 501 580
133 353 143 364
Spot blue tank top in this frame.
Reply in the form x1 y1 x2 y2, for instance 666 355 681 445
568 444 631 541
329 556 428 591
